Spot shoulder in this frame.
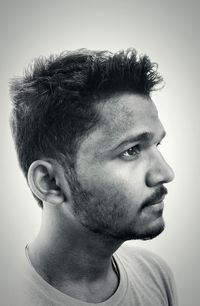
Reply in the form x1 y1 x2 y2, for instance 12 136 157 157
117 242 172 274
115 244 178 305
116 243 177 292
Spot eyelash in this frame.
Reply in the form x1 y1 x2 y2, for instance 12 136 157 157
120 142 162 161
120 145 141 160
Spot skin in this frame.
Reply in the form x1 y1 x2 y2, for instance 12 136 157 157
28 93 174 303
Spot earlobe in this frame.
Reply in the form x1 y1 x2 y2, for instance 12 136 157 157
27 160 65 206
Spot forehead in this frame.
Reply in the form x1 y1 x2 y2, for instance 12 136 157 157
97 94 158 135
78 93 163 157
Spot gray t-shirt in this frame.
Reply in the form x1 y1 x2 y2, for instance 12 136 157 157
18 244 178 305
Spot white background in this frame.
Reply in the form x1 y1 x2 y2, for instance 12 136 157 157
1 1 200 305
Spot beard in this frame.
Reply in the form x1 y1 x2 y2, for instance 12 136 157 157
68 175 166 242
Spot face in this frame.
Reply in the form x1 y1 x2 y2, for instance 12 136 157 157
68 93 174 241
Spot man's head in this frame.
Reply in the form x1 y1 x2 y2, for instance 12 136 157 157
10 48 174 241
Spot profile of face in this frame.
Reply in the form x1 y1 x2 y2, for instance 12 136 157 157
63 93 175 241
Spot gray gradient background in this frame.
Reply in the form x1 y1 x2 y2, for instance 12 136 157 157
1 0 200 305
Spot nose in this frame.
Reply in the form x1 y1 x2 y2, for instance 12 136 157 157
145 150 175 187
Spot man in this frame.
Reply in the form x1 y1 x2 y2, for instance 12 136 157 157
10 48 178 305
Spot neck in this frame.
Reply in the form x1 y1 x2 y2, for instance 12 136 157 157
28 204 123 301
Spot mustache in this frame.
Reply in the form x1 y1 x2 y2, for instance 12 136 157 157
141 186 168 208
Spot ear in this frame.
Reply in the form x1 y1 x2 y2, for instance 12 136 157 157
27 160 67 206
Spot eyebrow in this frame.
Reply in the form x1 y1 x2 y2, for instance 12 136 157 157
112 130 166 151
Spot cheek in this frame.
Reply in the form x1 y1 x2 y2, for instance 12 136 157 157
83 160 147 205
104 160 146 191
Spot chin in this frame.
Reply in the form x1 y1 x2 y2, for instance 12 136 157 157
134 219 165 241
140 226 165 240
114 217 166 241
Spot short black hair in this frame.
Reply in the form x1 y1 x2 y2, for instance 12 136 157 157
10 48 163 207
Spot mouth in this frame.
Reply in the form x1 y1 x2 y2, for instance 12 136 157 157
148 195 166 206
142 187 168 209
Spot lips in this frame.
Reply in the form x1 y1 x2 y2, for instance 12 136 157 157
142 186 168 209
147 195 165 206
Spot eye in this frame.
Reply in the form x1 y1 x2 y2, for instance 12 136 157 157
120 145 141 160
